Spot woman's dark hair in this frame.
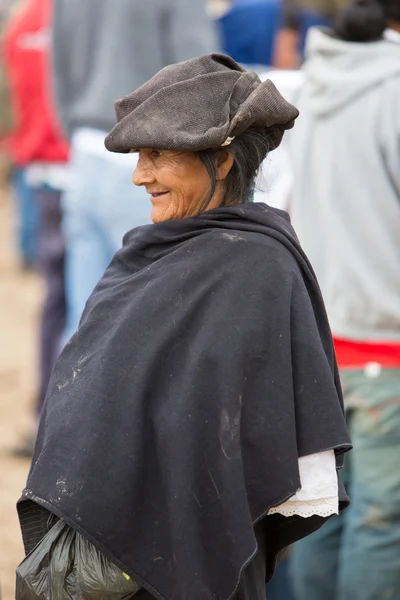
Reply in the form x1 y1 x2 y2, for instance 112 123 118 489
334 0 400 43
197 126 272 210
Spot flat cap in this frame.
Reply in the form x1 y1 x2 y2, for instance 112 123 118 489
105 53 299 154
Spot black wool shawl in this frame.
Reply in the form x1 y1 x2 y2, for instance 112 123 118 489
19 203 351 600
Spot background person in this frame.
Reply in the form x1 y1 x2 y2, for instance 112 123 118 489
274 0 350 67
51 0 218 343
3 0 69 457
287 1 400 598
217 0 281 67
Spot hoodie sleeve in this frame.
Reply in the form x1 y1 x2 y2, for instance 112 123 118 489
166 0 219 65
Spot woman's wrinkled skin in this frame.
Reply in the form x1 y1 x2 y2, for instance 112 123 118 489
132 148 234 223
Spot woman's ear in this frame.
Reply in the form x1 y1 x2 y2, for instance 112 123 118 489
214 151 234 182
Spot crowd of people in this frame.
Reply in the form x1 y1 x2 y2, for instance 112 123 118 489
0 0 399 599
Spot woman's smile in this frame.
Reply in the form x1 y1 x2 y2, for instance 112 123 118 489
147 189 170 202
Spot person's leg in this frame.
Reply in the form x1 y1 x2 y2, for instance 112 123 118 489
12 167 39 268
338 367 400 600
289 469 348 600
61 147 112 343
36 186 66 414
266 554 295 600
98 157 151 256
63 149 151 344
11 185 65 458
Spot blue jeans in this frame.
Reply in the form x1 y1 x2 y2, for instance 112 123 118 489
291 367 400 600
12 167 39 267
62 145 151 343
267 557 295 600
35 186 66 414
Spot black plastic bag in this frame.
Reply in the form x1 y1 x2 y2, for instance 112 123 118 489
16 518 141 599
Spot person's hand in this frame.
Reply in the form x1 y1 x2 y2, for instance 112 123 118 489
273 28 301 70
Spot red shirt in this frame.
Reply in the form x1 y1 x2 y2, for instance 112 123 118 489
334 337 400 369
3 0 68 165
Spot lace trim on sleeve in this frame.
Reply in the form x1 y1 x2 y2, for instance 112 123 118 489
268 449 339 518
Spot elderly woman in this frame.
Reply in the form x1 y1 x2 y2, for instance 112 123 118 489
17 54 350 600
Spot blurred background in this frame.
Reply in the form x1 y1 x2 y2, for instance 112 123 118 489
0 1 399 599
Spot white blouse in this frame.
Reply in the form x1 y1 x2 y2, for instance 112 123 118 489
268 450 339 518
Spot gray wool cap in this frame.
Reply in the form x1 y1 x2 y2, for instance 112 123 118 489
105 53 299 154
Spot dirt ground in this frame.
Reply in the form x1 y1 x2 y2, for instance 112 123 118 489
0 186 42 600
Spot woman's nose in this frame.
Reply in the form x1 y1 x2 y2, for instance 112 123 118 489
132 155 154 186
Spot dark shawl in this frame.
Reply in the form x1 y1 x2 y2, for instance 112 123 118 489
18 203 351 600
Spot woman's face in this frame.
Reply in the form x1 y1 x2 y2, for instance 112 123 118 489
132 148 232 224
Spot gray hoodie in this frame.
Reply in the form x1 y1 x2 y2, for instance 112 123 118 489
52 0 218 138
289 28 400 341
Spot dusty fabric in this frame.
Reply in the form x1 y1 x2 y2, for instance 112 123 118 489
19 202 350 600
105 53 299 154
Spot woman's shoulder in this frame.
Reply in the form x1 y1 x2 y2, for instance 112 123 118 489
193 224 303 282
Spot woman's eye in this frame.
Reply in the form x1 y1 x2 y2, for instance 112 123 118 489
150 150 163 159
